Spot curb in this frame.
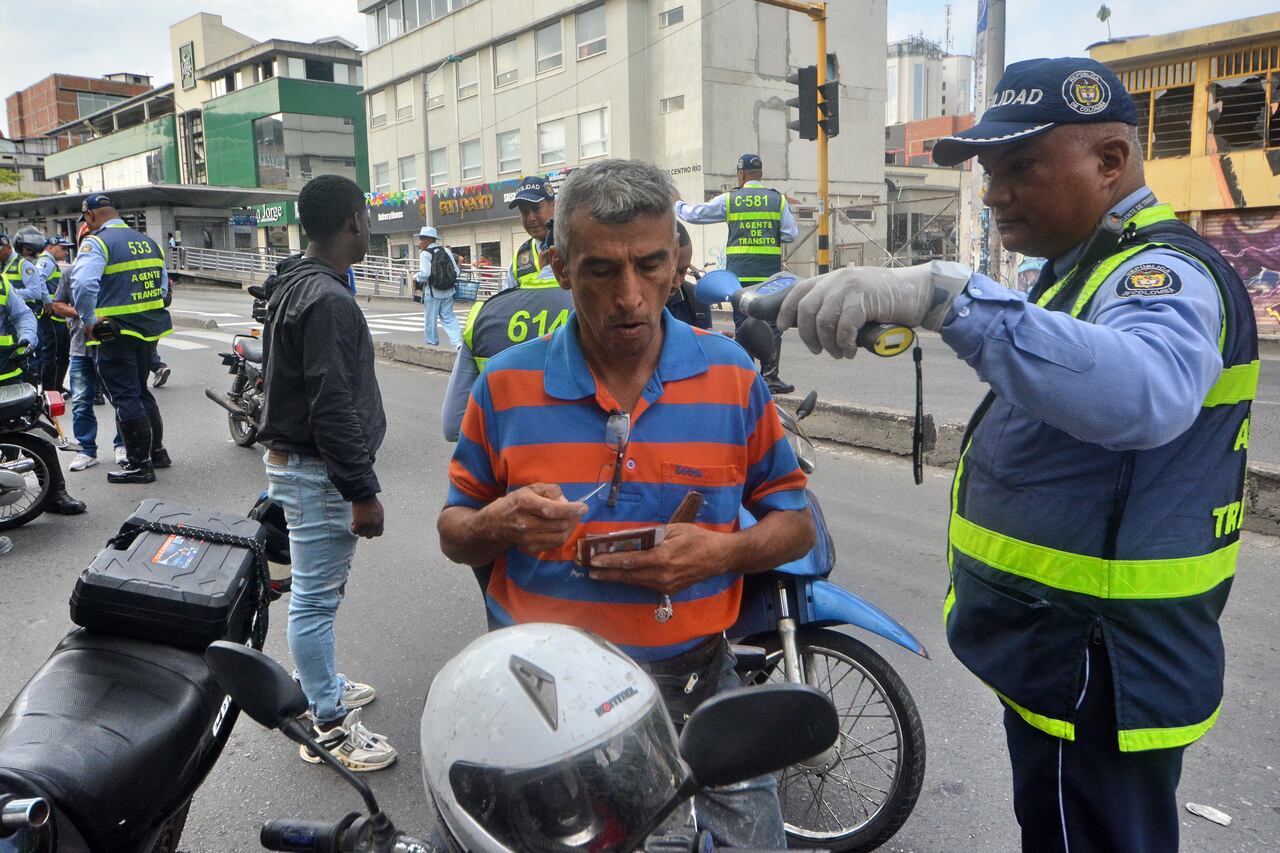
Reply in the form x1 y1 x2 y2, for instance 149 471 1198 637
172 314 219 330
1260 336 1280 360
375 341 1279 535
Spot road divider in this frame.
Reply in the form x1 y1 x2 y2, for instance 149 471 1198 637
373 340 1278 535
172 314 220 330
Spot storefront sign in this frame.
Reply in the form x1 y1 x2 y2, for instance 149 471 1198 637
230 213 258 227
431 169 575 226
252 201 298 227
179 42 196 91
369 198 428 234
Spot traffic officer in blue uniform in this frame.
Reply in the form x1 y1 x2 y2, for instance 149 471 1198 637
3 228 53 384
675 154 798 393
36 235 73 393
779 58 1257 852
503 176 555 291
71 194 174 484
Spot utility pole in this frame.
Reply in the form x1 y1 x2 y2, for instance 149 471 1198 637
966 0 1006 280
756 0 832 273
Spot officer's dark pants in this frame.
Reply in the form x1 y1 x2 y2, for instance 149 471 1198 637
37 318 70 392
1003 644 1184 853
95 337 164 465
732 308 786 383
0 375 69 493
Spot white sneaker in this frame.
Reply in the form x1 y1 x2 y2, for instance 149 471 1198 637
298 708 397 771
289 670 376 709
114 447 127 465
69 453 99 471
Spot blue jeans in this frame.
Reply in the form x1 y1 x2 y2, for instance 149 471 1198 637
69 355 99 457
423 289 462 348
265 450 359 724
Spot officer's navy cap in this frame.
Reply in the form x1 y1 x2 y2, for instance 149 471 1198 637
81 193 114 212
932 57 1136 167
736 153 763 172
508 176 552 208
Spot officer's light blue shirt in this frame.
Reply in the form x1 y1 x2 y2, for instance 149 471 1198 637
940 186 1223 453
35 254 60 292
417 244 459 284
3 287 37 348
674 180 800 243
71 218 170 328
9 257 50 306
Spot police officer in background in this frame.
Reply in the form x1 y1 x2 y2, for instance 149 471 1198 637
72 194 174 484
503 175 555 291
36 235 73 393
675 154 797 393
780 58 1256 852
3 228 54 385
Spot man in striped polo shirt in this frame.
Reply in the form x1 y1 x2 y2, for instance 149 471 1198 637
438 159 814 849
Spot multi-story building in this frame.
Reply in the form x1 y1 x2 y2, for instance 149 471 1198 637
41 13 368 252
885 113 974 167
6 74 152 149
358 0 887 272
886 36 972 125
0 137 60 196
1090 11 1280 332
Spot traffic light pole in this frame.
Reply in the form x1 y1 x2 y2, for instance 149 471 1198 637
756 0 830 273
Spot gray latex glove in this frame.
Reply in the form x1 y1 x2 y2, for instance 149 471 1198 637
777 261 972 358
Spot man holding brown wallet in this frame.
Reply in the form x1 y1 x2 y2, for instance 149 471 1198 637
437 159 814 849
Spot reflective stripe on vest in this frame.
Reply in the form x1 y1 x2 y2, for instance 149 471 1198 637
510 238 542 289
725 185 783 283
39 253 67 323
946 201 1254 751
86 223 172 343
0 277 21 380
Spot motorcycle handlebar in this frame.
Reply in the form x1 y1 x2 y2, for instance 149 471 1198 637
260 814 362 853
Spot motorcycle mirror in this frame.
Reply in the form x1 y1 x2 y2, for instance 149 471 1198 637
679 685 838 787
736 318 775 365
247 284 268 300
797 390 818 420
205 641 307 730
693 269 741 306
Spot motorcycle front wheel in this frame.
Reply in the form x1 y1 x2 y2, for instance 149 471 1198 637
0 433 53 530
228 410 258 447
751 628 926 852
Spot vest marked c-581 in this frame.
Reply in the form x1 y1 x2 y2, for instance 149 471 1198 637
724 183 784 284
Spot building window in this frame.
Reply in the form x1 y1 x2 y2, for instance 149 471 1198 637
659 6 684 28
373 161 391 192
288 57 306 78
538 119 565 166
497 129 521 173
456 54 478 100
578 108 608 159
369 90 387 128
387 0 404 39
660 95 684 114
494 39 518 88
399 155 417 189
305 59 335 82
334 63 350 84
577 6 606 60
1149 86 1194 158
395 79 414 121
536 22 563 74
459 139 482 180
404 0 419 30
376 4 388 44
1207 74 1276 152
429 147 447 187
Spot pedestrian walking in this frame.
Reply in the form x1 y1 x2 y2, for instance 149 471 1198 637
258 174 396 772
779 57 1258 853
675 154 798 393
70 194 173 484
503 175 556 291
415 226 462 349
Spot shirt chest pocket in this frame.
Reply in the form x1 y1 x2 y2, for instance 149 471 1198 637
660 462 742 526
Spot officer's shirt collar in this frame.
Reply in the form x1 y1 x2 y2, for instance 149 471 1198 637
91 218 127 235
1051 186 1154 279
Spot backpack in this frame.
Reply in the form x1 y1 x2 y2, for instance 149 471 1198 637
428 245 458 292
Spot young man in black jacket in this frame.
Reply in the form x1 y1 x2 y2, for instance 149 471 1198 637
258 174 396 771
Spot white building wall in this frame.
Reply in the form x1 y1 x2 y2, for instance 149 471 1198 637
942 55 972 117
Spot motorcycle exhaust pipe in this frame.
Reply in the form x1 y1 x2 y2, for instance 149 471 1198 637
204 387 248 417
0 795 50 832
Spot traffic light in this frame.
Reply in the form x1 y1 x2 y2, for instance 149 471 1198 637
786 65 818 141
819 53 840 138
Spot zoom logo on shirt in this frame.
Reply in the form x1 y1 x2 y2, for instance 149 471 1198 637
1116 263 1182 298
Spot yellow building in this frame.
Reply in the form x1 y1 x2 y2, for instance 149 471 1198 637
1090 13 1280 331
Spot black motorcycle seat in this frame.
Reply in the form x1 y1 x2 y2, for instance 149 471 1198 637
0 382 36 420
234 336 263 363
0 629 227 850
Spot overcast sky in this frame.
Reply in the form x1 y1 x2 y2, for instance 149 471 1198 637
2 1 1273 137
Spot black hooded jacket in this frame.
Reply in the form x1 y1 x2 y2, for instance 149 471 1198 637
258 256 385 502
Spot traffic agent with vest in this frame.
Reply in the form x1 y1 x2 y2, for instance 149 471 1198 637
505 175 555 291
775 57 1258 853
35 234 73 393
70 193 174 485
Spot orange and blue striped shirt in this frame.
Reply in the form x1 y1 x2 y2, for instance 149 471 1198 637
446 311 808 661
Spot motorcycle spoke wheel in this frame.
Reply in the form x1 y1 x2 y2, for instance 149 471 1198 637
228 413 257 448
755 628 925 851
0 438 53 531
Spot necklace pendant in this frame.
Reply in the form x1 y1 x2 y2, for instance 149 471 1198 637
654 595 674 623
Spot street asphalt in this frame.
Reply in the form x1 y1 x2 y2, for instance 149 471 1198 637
168 286 1280 466
0 325 1275 852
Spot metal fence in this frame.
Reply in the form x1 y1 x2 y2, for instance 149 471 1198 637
831 194 960 269
176 246 508 301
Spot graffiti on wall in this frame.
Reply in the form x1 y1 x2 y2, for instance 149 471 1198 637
1204 209 1280 331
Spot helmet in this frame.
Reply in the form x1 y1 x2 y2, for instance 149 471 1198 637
13 227 44 255
421 624 691 852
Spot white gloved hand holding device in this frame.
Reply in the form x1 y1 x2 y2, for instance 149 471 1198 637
777 261 973 358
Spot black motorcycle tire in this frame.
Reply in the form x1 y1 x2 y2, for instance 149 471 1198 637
751 628 926 852
0 433 54 531
148 798 191 853
228 410 258 447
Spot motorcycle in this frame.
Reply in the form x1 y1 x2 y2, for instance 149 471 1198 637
0 503 274 853
697 272 928 852
199 636 840 853
0 343 73 530
204 284 268 447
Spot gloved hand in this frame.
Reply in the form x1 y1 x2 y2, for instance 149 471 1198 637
777 261 972 358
